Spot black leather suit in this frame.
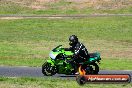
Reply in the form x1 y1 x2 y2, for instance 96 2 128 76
65 42 90 63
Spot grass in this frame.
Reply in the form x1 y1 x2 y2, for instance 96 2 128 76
0 0 132 15
0 16 132 70
98 6 132 14
0 1 31 14
0 58 132 70
0 77 132 88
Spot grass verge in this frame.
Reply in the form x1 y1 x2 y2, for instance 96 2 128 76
0 77 132 88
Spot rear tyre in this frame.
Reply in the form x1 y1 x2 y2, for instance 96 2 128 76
42 62 57 76
76 75 86 85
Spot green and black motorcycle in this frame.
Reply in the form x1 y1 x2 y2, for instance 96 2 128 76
42 45 101 76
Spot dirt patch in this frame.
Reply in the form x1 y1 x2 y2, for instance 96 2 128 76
3 0 132 10
30 5 46 9
68 0 132 9
36 0 59 3
0 17 24 20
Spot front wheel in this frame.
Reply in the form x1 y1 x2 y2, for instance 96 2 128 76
42 62 57 76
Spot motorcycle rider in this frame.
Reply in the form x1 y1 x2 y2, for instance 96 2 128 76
65 35 90 74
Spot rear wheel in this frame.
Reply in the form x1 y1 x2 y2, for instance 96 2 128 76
76 75 86 85
42 62 57 76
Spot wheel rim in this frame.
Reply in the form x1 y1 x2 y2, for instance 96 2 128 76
43 63 52 75
42 63 57 76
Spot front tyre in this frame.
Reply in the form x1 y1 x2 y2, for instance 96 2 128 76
42 62 57 76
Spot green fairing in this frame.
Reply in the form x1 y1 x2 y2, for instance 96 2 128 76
63 50 74 55
50 47 73 55
49 45 101 67
42 45 101 75
47 60 55 66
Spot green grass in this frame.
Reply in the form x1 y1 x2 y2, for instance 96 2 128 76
0 0 132 15
0 58 132 70
98 6 132 14
0 1 31 14
0 16 132 70
0 17 132 42
0 77 132 88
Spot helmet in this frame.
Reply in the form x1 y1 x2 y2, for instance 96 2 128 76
69 35 78 46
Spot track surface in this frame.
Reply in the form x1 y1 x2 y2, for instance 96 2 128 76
0 14 132 19
0 66 132 81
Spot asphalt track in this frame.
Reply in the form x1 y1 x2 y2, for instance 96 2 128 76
0 66 132 82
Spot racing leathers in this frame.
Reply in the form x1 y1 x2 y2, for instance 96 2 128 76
65 42 90 72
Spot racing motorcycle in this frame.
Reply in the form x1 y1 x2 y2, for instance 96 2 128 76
42 45 101 76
